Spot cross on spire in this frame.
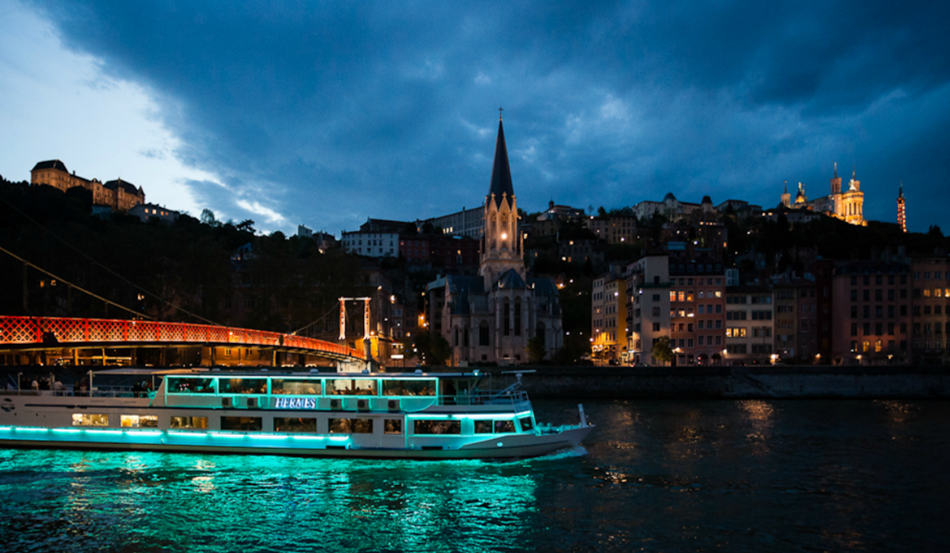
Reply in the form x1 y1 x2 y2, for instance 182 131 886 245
498 107 503 121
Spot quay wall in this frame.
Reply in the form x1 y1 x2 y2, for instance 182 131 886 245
470 366 950 400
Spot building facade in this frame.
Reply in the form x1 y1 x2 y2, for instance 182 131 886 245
591 265 627 363
668 253 726 365
625 255 671 365
911 255 950 365
724 286 773 364
831 260 912 365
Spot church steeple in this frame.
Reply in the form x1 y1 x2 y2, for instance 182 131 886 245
480 111 525 288
830 162 842 195
488 111 515 209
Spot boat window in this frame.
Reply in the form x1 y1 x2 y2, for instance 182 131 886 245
72 413 108 427
170 416 208 430
519 417 534 432
329 418 374 434
167 377 216 394
121 415 158 428
384 419 402 434
474 420 493 434
218 378 267 395
271 379 321 396
326 379 377 396
382 379 436 396
221 416 263 431
414 420 461 435
274 417 317 433
494 420 515 433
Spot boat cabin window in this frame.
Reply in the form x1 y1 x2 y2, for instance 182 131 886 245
274 417 317 433
221 416 263 431
474 420 492 434
494 420 516 433
170 416 208 430
219 378 267 395
329 418 373 434
384 419 402 434
167 377 216 394
519 417 534 432
326 379 377 396
382 379 436 396
413 420 461 435
271 379 321 396
72 414 108 427
121 415 157 428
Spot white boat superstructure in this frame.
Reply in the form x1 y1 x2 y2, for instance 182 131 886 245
0 368 592 459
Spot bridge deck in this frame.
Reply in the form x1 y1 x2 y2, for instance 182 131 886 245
0 316 364 362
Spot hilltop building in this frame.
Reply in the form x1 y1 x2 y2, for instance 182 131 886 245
31 160 145 212
780 164 866 226
129 203 179 224
426 114 563 365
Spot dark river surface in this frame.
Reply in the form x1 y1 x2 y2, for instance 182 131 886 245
1 399 947 552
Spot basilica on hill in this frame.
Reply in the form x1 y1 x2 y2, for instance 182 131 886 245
780 163 866 226
425 114 563 366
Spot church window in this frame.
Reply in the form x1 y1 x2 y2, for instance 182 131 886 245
479 321 490 346
514 298 522 336
503 299 511 336
535 322 545 343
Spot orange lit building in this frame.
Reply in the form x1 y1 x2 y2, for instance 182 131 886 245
31 160 145 212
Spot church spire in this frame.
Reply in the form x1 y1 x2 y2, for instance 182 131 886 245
488 113 514 208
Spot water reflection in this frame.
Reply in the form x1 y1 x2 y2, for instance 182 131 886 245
0 450 542 553
738 399 774 454
3 400 948 552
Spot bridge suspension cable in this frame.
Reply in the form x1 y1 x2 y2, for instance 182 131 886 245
0 194 220 326
0 244 153 321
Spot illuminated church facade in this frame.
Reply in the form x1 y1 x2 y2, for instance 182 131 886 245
425 115 563 365
780 163 866 226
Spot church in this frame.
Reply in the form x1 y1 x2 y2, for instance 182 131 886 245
780 163 866 226
425 114 563 365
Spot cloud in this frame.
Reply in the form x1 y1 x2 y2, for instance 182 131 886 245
9 0 950 233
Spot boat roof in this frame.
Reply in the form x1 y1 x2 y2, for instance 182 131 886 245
89 368 485 379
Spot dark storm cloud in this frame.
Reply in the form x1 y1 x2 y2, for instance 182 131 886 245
28 0 950 232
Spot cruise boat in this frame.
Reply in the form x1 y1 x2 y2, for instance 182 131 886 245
0 368 592 459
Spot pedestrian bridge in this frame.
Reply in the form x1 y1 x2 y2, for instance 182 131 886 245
0 315 365 365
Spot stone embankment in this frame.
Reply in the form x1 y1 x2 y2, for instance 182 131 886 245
468 365 950 399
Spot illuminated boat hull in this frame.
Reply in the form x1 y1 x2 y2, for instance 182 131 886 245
0 369 592 460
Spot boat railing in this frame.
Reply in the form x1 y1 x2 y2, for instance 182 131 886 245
439 390 529 406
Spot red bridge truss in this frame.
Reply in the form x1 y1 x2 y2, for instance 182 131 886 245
0 316 365 362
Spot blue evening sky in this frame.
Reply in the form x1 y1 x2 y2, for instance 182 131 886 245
1 1 948 235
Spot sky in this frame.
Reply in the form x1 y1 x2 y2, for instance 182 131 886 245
1 1 949 236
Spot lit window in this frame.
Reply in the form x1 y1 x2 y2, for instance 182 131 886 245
121 415 158 428
72 413 109 427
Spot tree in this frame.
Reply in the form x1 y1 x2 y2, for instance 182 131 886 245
406 331 452 366
527 336 547 364
200 209 218 227
651 336 673 366
236 219 256 234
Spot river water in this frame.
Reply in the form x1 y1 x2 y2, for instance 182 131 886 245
1 399 947 552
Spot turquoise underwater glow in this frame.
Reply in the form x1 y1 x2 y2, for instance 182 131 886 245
0 447 581 552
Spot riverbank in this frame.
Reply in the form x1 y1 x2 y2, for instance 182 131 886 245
3 365 948 399
484 365 950 399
